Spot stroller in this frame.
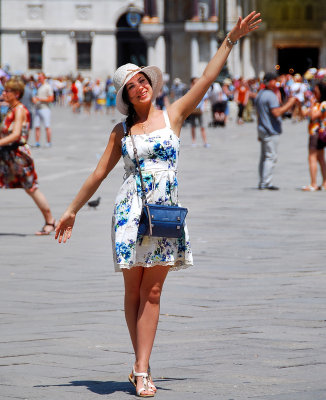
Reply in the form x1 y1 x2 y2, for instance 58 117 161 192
207 82 228 127
210 100 227 126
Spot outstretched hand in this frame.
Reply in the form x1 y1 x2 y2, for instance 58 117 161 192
229 11 262 42
55 211 76 243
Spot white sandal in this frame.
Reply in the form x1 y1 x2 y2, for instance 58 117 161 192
128 367 155 398
147 365 157 393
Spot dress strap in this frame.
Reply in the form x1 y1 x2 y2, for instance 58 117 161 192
163 110 171 129
122 120 128 136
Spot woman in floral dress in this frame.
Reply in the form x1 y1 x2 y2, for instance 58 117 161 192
0 78 56 235
55 12 261 397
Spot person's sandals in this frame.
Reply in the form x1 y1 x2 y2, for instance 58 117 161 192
128 367 155 398
301 185 319 192
147 365 157 393
35 221 56 236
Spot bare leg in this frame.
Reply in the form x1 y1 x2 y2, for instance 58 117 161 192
123 265 169 394
317 149 326 188
35 127 41 144
200 126 208 145
191 126 196 144
123 266 143 353
25 188 55 232
45 127 52 144
308 149 318 189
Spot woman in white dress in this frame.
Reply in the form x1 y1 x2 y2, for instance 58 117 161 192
55 12 261 398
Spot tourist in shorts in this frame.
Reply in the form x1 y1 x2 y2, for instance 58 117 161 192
33 73 54 147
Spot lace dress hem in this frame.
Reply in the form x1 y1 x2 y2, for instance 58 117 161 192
114 260 193 273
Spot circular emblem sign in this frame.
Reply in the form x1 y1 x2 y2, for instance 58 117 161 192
126 12 141 28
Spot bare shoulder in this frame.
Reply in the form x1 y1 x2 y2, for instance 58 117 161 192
111 121 126 141
13 105 25 122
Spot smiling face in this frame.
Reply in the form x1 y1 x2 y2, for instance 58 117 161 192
125 73 153 107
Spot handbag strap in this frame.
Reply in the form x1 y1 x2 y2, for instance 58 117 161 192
129 134 147 204
129 131 153 235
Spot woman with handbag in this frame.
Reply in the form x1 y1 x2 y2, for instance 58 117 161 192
0 78 56 235
301 81 326 191
55 11 261 397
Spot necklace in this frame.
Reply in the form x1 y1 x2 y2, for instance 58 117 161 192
141 120 148 134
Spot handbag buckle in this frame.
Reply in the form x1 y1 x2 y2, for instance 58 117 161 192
177 216 181 221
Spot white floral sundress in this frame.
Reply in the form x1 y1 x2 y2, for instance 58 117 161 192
111 110 193 272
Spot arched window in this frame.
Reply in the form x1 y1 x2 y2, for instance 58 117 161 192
116 11 147 67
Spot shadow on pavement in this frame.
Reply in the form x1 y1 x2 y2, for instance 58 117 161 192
35 380 132 396
70 380 133 395
0 232 28 237
34 377 186 395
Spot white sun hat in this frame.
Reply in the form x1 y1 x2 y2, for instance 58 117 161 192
113 63 163 115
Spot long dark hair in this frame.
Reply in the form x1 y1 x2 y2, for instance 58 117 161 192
316 82 326 102
122 72 152 132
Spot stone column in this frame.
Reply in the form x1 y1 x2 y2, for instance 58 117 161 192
228 38 241 78
143 0 151 23
265 32 274 74
143 0 159 23
257 36 265 79
210 33 218 58
209 0 218 22
155 35 166 74
147 38 156 65
151 0 159 22
242 36 255 78
190 34 199 77
191 0 200 21
140 23 164 66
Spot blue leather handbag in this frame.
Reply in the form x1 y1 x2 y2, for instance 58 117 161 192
130 134 188 239
138 203 188 238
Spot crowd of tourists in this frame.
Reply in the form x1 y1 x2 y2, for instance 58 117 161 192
1 67 325 126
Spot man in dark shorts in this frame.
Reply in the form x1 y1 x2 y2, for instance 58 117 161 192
188 77 209 147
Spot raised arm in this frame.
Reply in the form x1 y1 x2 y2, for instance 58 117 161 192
168 11 261 134
55 124 124 243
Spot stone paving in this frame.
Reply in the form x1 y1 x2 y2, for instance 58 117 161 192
1 105 326 400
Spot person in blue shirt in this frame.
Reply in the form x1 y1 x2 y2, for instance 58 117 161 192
256 72 297 190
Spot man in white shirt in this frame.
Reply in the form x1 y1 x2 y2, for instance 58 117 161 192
33 73 54 147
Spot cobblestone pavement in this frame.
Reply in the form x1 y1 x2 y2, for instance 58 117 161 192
1 105 326 400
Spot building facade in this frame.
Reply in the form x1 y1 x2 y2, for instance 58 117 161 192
0 0 325 81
